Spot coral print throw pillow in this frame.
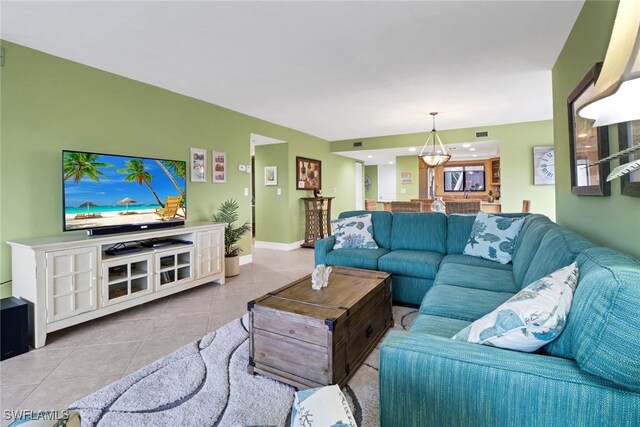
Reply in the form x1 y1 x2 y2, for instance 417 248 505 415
463 211 525 264
452 263 579 352
331 214 378 250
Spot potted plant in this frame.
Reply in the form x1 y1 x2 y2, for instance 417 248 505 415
211 199 250 277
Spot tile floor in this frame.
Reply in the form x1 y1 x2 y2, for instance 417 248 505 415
0 247 315 422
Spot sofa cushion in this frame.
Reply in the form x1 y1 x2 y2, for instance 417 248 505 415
419 285 514 322
446 214 477 254
331 214 378 249
338 210 393 249
390 212 447 253
325 248 390 270
390 275 435 307
434 263 517 293
544 248 640 393
512 215 557 287
463 212 525 264
453 263 578 352
378 250 443 279
440 254 513 271
410 314 471 338
518 227 594 289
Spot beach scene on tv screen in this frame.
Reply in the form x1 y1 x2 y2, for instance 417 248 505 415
63 151 186 231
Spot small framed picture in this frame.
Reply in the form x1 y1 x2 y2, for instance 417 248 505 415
212 151 226 183
296 156 321 190
400 172 413 184
533 146 555 185
190 147 207 183
264 166 277 186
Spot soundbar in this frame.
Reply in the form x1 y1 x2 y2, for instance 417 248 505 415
87 220 185 236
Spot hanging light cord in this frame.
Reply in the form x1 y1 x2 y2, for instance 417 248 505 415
419 112 448 157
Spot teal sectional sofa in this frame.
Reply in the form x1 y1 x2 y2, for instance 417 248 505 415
314 210 640 425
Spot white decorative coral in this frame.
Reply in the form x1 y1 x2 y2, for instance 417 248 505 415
311 264 332 290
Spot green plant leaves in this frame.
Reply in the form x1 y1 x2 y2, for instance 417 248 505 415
211 198 250 257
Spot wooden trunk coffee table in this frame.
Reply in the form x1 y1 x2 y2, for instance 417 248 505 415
247 266 392 389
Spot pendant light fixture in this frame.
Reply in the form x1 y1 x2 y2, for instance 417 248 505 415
419 112 451 167
578 0 640 126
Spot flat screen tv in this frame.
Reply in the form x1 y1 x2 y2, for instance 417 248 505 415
63 150 187 235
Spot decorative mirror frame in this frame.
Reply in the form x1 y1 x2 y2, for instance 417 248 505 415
617 120 640 196
567 62 610 196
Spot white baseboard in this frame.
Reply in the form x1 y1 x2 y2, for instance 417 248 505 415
254 240 304 251
240 254 253 265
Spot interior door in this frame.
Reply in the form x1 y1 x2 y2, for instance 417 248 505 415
377 164 397 202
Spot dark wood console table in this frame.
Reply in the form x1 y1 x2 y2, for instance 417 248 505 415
301 197 334 248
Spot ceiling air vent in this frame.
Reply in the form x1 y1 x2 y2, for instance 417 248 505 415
353 141 363 147
475 131 489 138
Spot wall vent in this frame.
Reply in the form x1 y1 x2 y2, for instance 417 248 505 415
353 141 363 147
475 131 489 138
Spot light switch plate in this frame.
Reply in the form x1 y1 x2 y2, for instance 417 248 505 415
244 187 249 196
246 165 252 173
277 188 282 195
238 164 247 172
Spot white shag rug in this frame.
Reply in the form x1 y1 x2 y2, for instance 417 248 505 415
69 306 417 427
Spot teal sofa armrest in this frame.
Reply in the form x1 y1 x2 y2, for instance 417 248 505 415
314 236 336 266
380 331 640 427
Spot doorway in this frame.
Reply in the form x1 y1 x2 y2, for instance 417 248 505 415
250 133 287 242
355 162 364 210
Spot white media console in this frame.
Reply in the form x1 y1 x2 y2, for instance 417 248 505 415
7 221 225 348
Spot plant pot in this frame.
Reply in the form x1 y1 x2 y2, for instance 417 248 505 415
225 256 240 277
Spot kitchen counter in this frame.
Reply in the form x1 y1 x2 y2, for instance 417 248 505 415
481 202 502 213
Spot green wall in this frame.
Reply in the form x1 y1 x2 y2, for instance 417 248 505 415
396 156 420 201
254 143 290 243
332 120 556 219
253 141 355 244
552 0 640 259
0 41 356 296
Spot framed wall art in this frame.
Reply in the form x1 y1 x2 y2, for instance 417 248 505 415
400 172 413 184
296 156 321 190
533 146 555 185
212 151 226 183
618 120 640 196
190 147 207 183
264 166 277 186
567 63 610 196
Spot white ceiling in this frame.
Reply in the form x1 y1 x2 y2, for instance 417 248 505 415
1 1 583 141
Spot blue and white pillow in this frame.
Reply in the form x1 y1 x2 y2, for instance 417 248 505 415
331 214 378 250
463 212 525 264
291 385 356 427
452 263 579 352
